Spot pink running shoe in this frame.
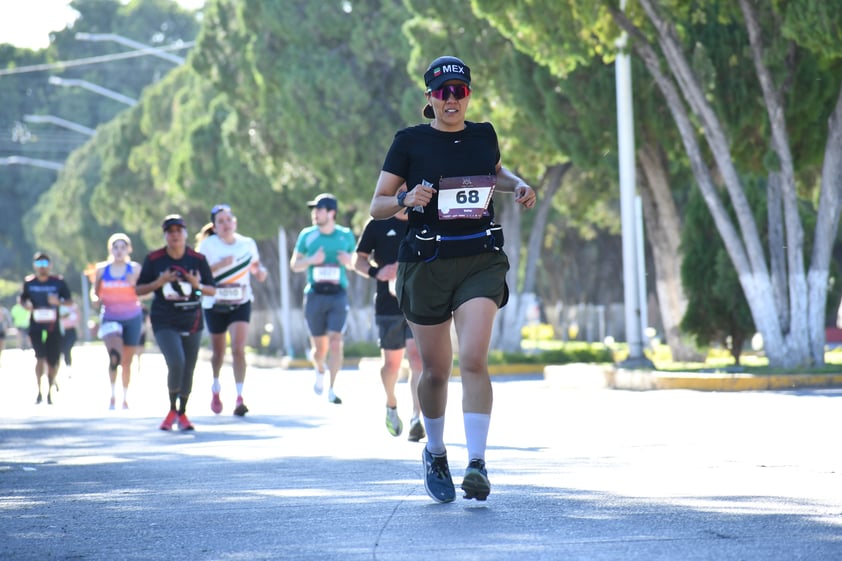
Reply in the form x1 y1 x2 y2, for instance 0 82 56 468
159 410 178 431
177 413 195 431
211 392 223 414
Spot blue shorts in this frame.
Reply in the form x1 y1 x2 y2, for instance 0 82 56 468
102 314 144 346
304 291 348 337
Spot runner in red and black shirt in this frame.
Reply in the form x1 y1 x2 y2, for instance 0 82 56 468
136 215 215 431
21 252 72 405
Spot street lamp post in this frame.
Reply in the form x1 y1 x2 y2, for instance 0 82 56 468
615 0 652 368
48 76 137 106
0 156 64 170
23 114 95 136
74 32 186 65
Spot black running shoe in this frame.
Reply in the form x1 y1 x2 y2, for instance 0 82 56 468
233 400 249 417
407 417 426 442
461 459 491 501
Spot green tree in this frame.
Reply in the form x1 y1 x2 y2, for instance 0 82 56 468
192 0 416 217
680 186 755 364
0 45 72 278
5 0 199 286
425 0 700 358
474 0 842 368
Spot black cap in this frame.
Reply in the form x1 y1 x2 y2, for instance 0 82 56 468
32 251 50 262
424 56 471 91
306 193 338 211
162 214 186 231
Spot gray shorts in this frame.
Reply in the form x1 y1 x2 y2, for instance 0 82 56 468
375 314 413 350
304 290 349 337
396 251 510 326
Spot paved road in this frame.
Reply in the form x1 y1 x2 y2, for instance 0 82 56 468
1 344 840 560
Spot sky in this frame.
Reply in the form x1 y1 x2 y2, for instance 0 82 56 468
0 0 206 50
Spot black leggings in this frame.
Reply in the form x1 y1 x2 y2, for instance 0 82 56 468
62 328 77 367
154 329 202 397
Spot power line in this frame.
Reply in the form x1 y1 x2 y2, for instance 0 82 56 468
75 33 185 65
0 42 195 77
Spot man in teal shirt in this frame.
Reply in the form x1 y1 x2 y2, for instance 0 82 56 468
290 193 357 404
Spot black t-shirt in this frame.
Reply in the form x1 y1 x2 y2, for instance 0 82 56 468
355 217 408 315
21 274 72 333
382 121 501 260
137 247 214 334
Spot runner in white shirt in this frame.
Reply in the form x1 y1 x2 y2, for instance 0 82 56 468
198 204 267 416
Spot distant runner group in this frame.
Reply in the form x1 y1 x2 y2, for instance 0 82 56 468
13 54 537 504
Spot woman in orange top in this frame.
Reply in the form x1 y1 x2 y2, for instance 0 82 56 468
93 233 144 410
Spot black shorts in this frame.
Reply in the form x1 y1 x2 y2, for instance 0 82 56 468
30 327 62 366
376 314 413 350
204 301 252 334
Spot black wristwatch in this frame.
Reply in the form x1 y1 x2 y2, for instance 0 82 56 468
396 191 408 208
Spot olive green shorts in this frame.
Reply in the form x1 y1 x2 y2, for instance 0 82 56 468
396 251 510 326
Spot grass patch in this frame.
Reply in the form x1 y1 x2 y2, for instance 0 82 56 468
624 343 842 375
460 342 612 366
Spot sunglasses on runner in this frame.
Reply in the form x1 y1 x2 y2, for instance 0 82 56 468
33 259 50 267
428 84 471 100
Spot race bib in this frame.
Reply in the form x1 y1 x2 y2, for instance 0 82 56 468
313 265 341 284
32 308 57 323
216 284 245 303
437 175 496 220
98 321 123 339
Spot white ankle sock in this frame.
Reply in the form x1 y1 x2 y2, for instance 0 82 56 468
463 412 490 462
423 415 446 455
